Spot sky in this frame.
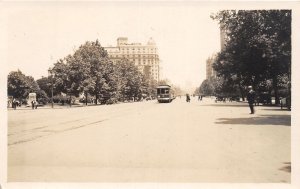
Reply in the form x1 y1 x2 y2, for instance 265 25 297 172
3 2 222 92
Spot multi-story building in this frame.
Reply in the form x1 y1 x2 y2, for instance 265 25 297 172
104 37 160 81
220 23 226 51
206 55 217 80
205 25 226 81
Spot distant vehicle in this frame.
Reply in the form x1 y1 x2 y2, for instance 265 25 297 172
157 85 174 103
215 96 226 103
28 92 36 101
257 92 272 105
26 93 37 106
229 96 240 102
25 93 41 107
281 96 291 110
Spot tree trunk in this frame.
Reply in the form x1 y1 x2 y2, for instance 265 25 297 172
273 76 280 105
85 92 88 106
238 83 245 101
95 95 98 105
69 95 72 107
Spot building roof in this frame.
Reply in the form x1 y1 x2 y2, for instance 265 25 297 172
147 37 156 45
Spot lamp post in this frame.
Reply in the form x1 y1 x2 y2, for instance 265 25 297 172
48 68 54 108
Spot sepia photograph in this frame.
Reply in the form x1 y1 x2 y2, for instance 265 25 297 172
1 1 300 189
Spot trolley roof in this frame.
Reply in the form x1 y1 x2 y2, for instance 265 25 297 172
156 85 171 89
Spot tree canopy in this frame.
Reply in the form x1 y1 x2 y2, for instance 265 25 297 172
209 10 291 103
8 70 48 101
7 39 164 105
51 40 158 104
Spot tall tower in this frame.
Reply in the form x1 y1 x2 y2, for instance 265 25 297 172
220 23 226 50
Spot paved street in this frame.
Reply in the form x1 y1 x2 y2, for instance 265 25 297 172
7 97 291 182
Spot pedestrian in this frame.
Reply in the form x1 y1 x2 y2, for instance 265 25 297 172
31 100 35 110
247 86 256 114
12 99 17 110
186 94 190 102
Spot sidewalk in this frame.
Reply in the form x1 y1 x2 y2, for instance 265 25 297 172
7 104 85 111
206 97 291 111
7 99 157 111
196 97 291 127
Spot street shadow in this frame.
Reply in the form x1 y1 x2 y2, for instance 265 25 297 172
260 108 291 112
200 104 248 107
279 162 291 173
8 108 48 111
215 114 291 126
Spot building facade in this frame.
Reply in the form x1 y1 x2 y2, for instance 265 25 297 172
205 24 226 81
104 37 160 81
206 55 217 80
220 23 226 51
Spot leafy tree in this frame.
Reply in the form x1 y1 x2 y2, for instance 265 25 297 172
8 70 44 101
99 60 120 103
36 76 59 98
50 39 161 104
211 10 291 104
77 40 114 104
7 70 29 99
51 58 75 105
199 79 214 96
145 76 158 97
52 40 116 104
194 87 200 95
36 90 49 104
51 59 70 95
115 58 145 101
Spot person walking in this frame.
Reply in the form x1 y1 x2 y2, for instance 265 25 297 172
247 86 256 114
186 94 190 102
12 99 17 110
31 100 35 110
